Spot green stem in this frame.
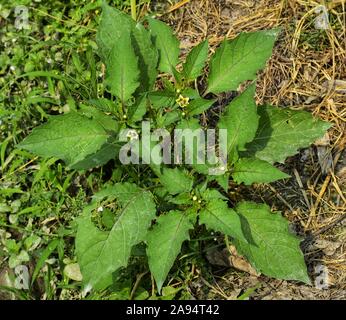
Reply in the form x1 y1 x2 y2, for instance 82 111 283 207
130 0 137 21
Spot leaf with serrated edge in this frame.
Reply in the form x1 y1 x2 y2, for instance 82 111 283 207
127 94 147 124
132 23 159 91
214 174 230 191
218 83 258 161
232 157 290 185
148 17 180 74
199 199 247 243
71 141 119 170
234 202 310 284
188 97 216 117
206 30 278 94
88 98 117 114
163 111 181 126
105 32 140 103
148 90 176 110
243 105 332 163
147 210 195 292
76 183 156 291
155 167 193 195
97 4 156 95
79 104 119 132
183 40 208 81
96 3 134 62
18 113 110 167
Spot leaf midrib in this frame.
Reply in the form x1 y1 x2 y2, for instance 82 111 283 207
83 190 150 282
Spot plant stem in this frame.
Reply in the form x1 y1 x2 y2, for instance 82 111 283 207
130 0 137 21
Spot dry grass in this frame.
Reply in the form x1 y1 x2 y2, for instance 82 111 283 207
148 0 346 299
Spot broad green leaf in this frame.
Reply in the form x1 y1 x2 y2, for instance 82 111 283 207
18 113 110 167
70 141 120 170
148 17 180 74
182 88 200 100
79 104 119 132
206 30 279 94
243 105 332 163
176 117 201 130
218 83 258 161
147 211 195 292
96 3 134 61
89 98 117 114
232 157 290 185
76 183 156 290
127 94 148 124
76 209 112 291
148 90 176 109
132 23 159 91
168 193 191 205
200 189 227 202
162 110 180 126
101 209 116 230
172 67 183 86
105 32 140 103
234 202 310 284
187 97 216 116
162 78 175 91
92 183 150 206
97 4 157 94
183 40 208 81
199 199 247 242
214 174 230 191
155 167 193 195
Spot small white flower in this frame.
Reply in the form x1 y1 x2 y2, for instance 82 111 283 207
126 129 139 141
97 206 103 212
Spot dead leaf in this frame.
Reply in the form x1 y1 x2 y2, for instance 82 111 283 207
314 133 333 175
206 245 260 276
228 245 260 276
314 239 341 256
64 263 83 281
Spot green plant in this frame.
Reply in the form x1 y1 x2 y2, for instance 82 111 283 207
17 3 331 294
